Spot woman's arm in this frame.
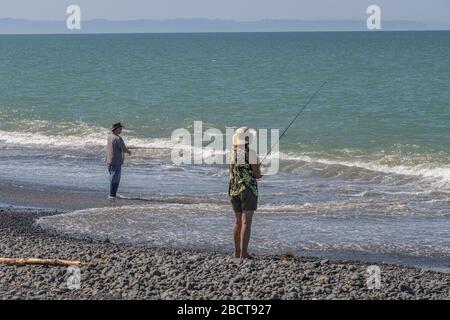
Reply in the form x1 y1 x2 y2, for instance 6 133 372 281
251 163 263 179
249 150 262 179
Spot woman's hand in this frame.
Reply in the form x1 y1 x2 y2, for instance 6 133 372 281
251 163 263 179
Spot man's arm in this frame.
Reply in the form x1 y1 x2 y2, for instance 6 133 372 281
119 138 131 156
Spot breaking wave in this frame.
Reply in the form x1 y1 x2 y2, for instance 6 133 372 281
0 121 448 189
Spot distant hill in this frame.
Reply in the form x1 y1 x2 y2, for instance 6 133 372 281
0 18 445 34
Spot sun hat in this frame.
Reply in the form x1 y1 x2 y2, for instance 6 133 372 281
232 127 256 146
111 122 124 131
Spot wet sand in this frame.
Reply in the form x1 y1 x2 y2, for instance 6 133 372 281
0 179 147 211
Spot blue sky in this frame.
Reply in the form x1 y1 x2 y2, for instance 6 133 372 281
1 0 449 24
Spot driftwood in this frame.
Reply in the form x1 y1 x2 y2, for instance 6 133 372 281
0 258 82 267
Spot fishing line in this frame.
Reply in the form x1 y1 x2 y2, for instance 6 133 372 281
259 81 327 166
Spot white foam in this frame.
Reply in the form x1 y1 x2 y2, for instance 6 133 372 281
279 152 450 188
0 129 178 150
0 128 231 166
0 130 104 148
1 125 448 188
35 204 450 262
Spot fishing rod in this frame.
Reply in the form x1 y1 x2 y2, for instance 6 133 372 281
259 81 327 166
128 147 172 150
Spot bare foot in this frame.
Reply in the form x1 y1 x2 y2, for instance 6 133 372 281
234 251 241 258
241 254 254 260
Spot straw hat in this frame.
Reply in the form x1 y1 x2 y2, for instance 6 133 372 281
232 127 256 146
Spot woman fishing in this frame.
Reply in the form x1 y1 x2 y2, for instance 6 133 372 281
228 84 327 259
229 127 263 259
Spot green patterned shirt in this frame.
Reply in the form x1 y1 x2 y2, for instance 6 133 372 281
228 148 258 197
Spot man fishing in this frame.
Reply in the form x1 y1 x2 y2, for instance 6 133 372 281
106 122 131 200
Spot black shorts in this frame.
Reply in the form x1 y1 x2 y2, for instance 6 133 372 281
230 188 258 213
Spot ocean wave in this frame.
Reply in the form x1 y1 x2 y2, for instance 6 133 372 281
0 128 177 150
1 125 448 188
35 204 450 261
279 152 450 188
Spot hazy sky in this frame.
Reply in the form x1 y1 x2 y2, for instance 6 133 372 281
1 0 449 24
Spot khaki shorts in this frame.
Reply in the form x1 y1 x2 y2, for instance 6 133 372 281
230 188 258 213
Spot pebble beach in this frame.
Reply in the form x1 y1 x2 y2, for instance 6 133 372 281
0 208 448 300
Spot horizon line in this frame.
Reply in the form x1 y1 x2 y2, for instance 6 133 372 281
0 17 441 23
2 30 450 36
1 17 449 35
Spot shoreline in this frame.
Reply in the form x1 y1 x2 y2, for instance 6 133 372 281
1 178 449 274
0 207 448 300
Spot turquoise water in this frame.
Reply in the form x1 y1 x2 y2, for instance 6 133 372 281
1 32 449 150
0 32 449 270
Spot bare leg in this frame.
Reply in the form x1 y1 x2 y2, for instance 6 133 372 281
240 211 254 258
233 213 242 258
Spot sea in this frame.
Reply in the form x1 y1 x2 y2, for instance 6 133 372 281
1 32 449 271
